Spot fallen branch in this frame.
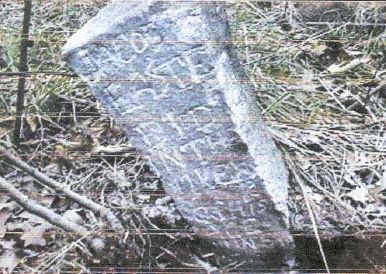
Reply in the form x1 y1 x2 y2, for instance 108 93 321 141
0 146 124 230
284 152 331 274
0 176 88 235
91 145 134 155
13 0 32 147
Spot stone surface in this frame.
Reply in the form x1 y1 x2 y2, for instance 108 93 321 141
63 0 293 264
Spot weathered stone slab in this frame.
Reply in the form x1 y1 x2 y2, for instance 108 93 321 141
63 0 293 264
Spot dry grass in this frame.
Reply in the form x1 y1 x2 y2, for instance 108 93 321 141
231 2 386 232
0 0 385 272
0 1 161 272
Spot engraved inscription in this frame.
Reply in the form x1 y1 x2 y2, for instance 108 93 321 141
63 0 293 265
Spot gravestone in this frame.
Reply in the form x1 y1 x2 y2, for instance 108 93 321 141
63 0 294 265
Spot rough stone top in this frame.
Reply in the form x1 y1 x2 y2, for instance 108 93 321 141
63 0 229 55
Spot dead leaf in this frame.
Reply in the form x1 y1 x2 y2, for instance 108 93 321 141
0 240 18 273
17 211 53 246
21 223 51 247
0 210 10 237
19 211 47 225
26 115 38 133
0 201 16 211
0 194 10 204
309 42 327 56
63 209 84 225
345 186 370 205
327 55 371 74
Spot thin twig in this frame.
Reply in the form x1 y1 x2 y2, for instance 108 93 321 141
347 81 386 111
0 176 88 235
0 146 124 230
285 152 331 274
13 0 32 147
91 145 134 155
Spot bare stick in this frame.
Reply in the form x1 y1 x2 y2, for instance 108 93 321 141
0 147 124 230
285 153 331 274
91 145 134 155
13 0 32 147
0 176 88 235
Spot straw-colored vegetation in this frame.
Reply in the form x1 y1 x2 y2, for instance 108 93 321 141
0 1 385 272
231 1 386 233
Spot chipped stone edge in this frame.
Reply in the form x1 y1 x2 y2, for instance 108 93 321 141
216 52 290 223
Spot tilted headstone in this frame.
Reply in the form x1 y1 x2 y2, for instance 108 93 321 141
63 0 294 265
